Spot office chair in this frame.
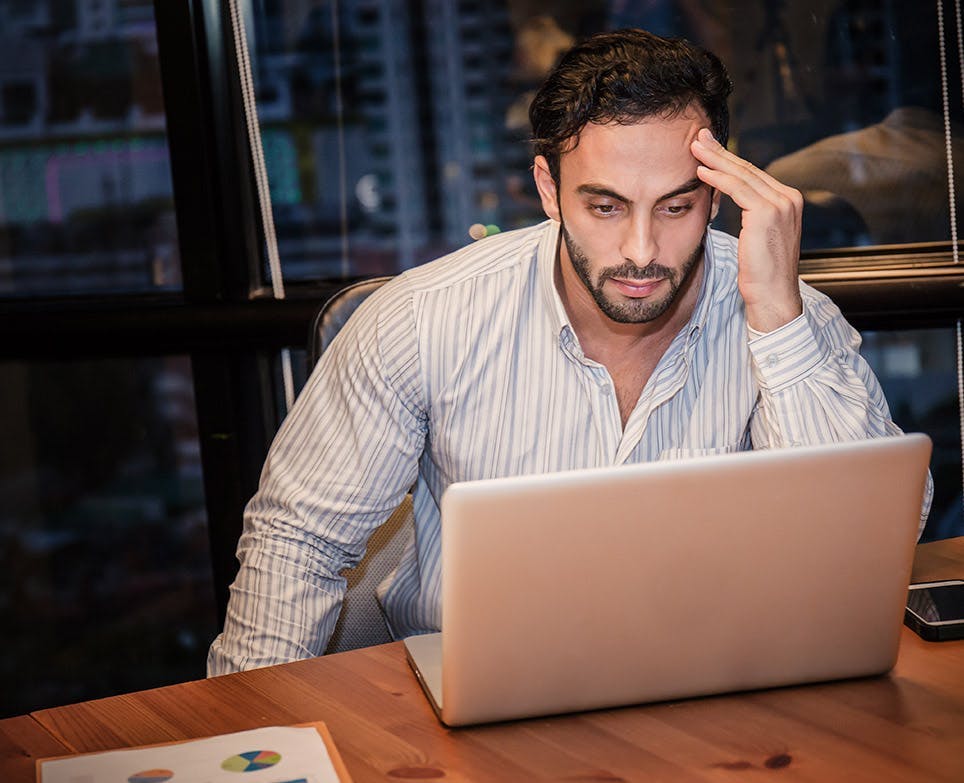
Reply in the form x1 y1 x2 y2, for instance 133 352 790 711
309 276 393 368
308 276 414 654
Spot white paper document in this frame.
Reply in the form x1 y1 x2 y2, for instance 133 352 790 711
39 724 343 783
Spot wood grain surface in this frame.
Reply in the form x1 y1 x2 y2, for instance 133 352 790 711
0 717 71 783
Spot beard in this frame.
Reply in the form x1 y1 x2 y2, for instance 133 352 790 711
561 223 705 324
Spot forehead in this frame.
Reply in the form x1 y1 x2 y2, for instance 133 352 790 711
560 109 709 197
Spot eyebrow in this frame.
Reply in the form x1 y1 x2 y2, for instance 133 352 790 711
659 177 704 201
576 177 705 205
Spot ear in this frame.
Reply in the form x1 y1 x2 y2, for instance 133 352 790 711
532 155 561 222
710 187 721 222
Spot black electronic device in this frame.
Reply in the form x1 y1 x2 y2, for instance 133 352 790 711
905 580 964 641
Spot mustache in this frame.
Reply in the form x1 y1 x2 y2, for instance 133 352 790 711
601 261 675 281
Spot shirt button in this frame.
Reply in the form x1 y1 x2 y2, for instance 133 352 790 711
766 354 780 368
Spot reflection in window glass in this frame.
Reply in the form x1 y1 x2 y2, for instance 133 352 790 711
0 356 215 717
248 0 959 283
0 0 180 297
758 2 960 250
860 328 963 542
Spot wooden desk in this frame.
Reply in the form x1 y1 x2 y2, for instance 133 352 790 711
7 538 964 783
0 717 71 783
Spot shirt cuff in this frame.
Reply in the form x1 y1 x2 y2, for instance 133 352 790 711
747 312 827 392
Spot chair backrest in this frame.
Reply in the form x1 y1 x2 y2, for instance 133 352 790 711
307 276 414 654
309 276 393 370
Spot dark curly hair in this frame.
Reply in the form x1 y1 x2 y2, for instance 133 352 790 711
529 29 732 184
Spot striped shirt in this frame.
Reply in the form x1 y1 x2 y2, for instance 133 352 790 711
207 219 926 675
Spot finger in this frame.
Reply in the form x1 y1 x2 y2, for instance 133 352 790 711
693 151 803 221
697 164 803 235
691 129 765 178
695 164 785 213
691 129 798 202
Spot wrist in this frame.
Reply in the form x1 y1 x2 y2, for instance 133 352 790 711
745 294 803 334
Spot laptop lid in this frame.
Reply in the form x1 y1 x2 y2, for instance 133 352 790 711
404 434 932 726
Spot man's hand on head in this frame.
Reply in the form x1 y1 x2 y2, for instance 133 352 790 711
691 128 804 333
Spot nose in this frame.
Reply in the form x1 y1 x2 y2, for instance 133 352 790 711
620 211 658 267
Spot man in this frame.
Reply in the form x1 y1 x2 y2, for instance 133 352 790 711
208 29 925 675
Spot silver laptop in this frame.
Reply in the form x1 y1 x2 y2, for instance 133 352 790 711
403 434 932 727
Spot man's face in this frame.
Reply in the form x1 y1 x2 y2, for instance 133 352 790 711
534 111 719 325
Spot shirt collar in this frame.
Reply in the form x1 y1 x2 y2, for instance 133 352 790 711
686 228 717 343
537 219 572 340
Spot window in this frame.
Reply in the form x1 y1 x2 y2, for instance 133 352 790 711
244 1 962 281
1 80 38 125
861 327 962 540
0 356 215 717
0 0 179 297
0 0 215 717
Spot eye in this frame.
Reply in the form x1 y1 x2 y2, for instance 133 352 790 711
660 203 694 217
590 203 621 216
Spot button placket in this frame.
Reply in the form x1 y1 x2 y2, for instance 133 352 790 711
584 366 618 460
616 353 689 464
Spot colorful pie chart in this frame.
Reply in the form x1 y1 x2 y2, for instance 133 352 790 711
221 749 282 772
128 771 174 783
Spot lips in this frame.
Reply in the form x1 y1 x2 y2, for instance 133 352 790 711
609 276 665 298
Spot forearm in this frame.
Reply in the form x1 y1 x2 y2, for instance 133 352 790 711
207 532 345 675
207 284 425 675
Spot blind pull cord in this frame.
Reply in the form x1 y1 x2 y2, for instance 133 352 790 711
330 0 352 277
939 0 964 515
228 0 295 413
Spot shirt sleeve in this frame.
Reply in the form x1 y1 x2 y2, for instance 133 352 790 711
207 282 427 675
746 287 933 534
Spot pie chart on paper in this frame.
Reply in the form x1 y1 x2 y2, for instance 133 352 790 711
221 749 283 772
128 771 174 783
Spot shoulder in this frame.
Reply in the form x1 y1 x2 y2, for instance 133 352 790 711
391 221 549 299
799 278 850 332
342 220 549 349
352 222 549 336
